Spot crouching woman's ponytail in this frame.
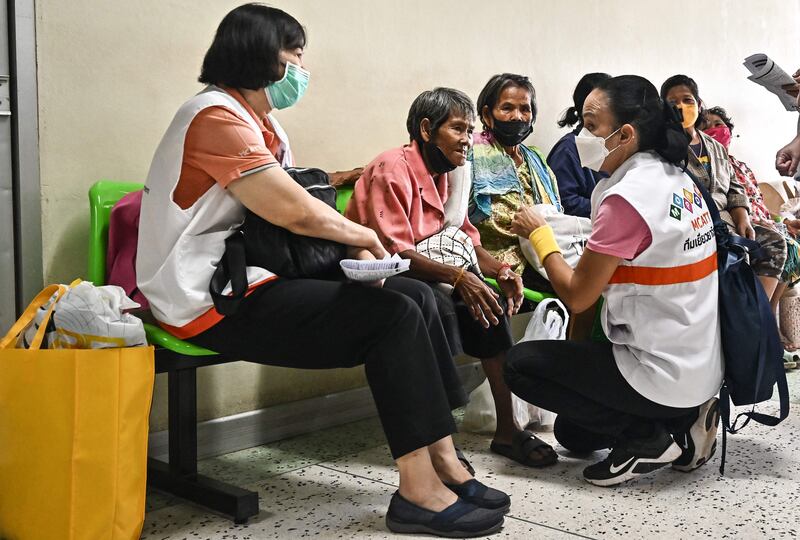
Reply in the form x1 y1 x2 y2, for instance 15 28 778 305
597 75 690 169
655 101 690 168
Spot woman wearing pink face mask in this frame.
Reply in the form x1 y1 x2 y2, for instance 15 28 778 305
703 107 800 352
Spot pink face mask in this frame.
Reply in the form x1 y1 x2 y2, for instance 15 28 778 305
704 125 732 149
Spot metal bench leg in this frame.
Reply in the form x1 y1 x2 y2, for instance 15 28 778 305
147 366 259 524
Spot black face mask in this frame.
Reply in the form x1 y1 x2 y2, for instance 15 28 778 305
490 117 533 147
422 141 457 175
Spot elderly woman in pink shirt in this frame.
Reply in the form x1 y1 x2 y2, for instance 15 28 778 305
346 88 558 469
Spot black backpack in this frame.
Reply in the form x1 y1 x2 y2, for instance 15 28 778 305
688 171 789 474
210 167 346 315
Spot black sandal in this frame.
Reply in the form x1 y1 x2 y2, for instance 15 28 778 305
455 447 476 476
490 430 558 468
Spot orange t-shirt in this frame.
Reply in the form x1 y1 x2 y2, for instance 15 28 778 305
172 88 281 209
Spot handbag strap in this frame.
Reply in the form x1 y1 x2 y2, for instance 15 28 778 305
685 169 766 260
209 231 248 316
0 284 68 350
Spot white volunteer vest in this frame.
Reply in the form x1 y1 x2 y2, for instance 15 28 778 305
591 151 723 408
137 86 289 331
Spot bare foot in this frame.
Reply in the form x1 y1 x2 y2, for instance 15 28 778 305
493 429 555 464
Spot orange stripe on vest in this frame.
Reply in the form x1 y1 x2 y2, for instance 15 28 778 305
609 252 718 286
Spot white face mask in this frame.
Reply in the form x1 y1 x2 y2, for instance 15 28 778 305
575 127 621 171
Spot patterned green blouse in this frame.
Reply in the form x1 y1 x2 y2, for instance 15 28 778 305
475 160 544 274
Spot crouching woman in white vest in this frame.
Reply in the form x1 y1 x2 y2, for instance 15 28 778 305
505 75 724 487
136 5 508 536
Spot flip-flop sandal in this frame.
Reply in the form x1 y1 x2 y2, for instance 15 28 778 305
455 447 475 477
784 350 798 370
490 430 558 468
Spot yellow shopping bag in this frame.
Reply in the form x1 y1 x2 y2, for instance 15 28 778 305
0 285 155 540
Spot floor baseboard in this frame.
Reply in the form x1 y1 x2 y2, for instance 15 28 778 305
148 360 486 461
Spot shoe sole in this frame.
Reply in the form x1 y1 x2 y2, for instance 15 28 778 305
673 398 720 472
584 442 683 487
386 516 504 538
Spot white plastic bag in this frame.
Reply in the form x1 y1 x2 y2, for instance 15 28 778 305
23 281 146 349
461 299 569 433
519 204 591 278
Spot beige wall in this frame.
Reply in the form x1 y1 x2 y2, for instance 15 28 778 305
35 0 800 428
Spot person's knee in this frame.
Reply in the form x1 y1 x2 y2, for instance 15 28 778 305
554 416 612 454
504 341 560 393
380 290 425 331
397 279 437 316
503 343 530 390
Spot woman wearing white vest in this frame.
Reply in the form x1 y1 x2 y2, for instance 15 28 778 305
504 75 724 487
136 5 508 537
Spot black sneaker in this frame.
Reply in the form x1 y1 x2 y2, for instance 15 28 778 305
445 479 511 513
385 491 504 538
672 397 720 472
583 428 682 487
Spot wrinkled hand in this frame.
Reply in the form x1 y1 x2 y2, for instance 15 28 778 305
496 266 524 316
329 167 365 187
455 271 504 329
782 69 800 99
782 83 799 99
511 206 548 238
735 217 756 241
776 136 800 177
785 218 800 237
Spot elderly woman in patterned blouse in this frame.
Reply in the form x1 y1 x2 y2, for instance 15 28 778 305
468 73 563 294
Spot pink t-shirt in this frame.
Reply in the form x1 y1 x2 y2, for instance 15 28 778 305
346 141 482 254
587 195 652 260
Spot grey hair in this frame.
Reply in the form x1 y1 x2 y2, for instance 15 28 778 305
406 87 475 145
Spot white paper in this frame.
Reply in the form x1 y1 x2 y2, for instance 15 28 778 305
743 53 799 112
340 253 410 282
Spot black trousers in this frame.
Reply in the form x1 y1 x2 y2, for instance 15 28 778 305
504 340 699 451
190 276 458 459
426 270 515 360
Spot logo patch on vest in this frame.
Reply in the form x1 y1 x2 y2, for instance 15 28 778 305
683 198 693 213
669 204 682 221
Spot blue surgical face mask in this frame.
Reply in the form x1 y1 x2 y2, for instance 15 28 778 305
266 62 310 110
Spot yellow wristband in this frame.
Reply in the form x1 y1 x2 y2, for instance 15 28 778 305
528 225 561 263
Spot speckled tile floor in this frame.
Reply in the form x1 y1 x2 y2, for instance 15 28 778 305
142 370 800 539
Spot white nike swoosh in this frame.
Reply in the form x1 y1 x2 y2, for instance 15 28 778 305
608 456 636 474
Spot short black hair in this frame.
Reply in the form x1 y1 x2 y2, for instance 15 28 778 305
406 88 475 145
598 75 690 167
659 74 700 102
660 74 703 128
558 72 612 128
476 73 537 130
199 4 306 90
703 106 735 132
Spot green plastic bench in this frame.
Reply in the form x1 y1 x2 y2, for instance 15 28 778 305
88 179 557 524
88 181 257 524
88 181 217 357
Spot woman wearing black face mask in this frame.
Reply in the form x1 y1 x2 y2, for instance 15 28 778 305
469 74 562 294
347 88 562 471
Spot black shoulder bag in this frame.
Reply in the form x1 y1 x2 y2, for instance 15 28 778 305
210 167 347 315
